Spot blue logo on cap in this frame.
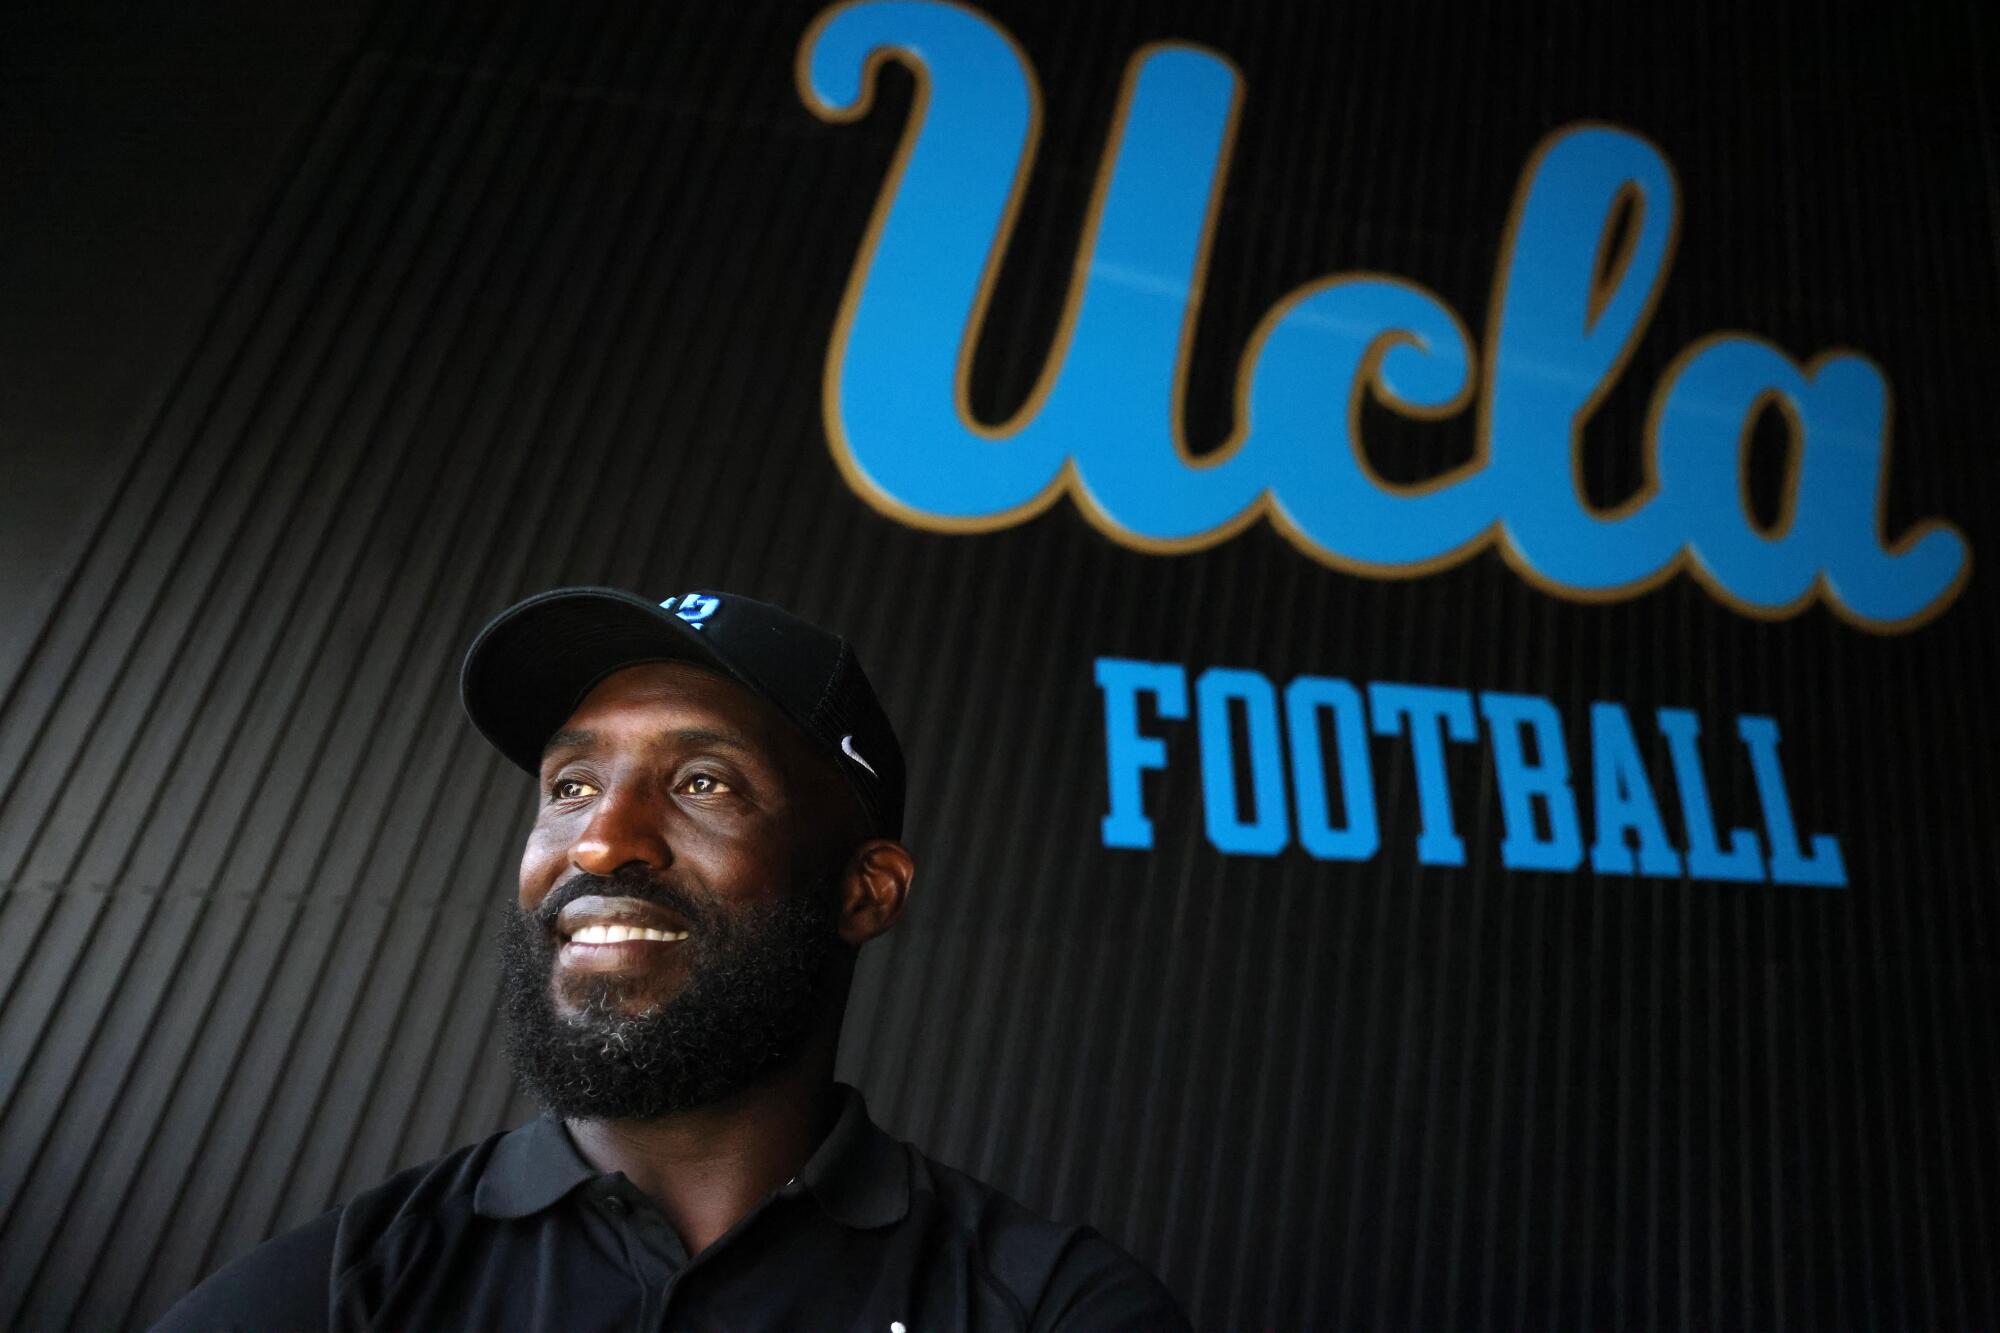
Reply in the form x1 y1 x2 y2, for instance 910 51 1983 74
660 593 720 630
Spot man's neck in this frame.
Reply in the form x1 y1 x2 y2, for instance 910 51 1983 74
564 1057 841 1257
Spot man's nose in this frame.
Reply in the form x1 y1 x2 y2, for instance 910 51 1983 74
568 783 673 879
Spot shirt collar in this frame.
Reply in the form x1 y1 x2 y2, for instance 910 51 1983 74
472 1113 596 1219
473 1082 909 1230
794 1082 909 1229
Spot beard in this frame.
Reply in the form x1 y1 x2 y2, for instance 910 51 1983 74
496 864 844 1121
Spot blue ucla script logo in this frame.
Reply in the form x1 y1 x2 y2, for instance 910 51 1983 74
798 0 1969 631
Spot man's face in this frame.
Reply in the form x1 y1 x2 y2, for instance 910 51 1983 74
498 660 855 1120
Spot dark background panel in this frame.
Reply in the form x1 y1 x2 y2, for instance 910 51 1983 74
0 0 1995 1329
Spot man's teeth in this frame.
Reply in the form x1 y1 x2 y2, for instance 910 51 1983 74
568 924 690 944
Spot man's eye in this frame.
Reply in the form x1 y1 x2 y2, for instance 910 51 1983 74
549 777 599 801
679 772 729 796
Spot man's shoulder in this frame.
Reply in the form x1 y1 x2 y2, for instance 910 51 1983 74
148 1203 343 1333
147 1133 508 1333
900 1144 1191 1332
328 1129 508 1243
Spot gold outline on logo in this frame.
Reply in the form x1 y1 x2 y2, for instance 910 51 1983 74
798 1 1970 633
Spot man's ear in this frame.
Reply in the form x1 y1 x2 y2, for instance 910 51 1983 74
837 839 916 947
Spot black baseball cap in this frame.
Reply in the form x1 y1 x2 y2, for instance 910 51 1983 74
460 586 905 840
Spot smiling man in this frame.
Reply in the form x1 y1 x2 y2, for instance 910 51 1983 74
153 586 1188 1332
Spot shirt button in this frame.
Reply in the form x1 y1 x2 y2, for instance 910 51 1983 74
602 1195 629 1216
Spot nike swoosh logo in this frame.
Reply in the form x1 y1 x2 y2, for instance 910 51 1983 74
840 734 877 777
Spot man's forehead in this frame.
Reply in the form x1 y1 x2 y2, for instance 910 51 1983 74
537 660 870 845
545 661 793 760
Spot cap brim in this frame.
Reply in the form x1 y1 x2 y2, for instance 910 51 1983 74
460 587 747 774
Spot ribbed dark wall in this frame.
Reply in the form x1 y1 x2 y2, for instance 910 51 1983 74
2 1 1996 1328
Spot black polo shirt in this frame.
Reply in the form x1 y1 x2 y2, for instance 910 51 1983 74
151 1084 1189 1332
